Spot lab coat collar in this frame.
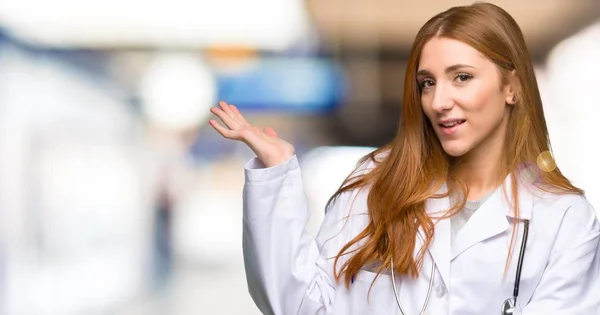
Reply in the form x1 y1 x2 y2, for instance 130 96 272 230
450 174 535 261
421 174 535 286
421 182 452 288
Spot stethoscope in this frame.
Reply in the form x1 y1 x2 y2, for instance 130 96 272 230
389 220 530 315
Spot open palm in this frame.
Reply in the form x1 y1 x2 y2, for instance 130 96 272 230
209 101 295 167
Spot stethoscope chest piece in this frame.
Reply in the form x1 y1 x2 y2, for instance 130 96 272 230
501 297 518 315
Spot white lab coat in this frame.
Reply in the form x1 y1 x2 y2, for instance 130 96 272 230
242 155 600 315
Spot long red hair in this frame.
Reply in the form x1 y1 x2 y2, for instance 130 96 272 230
331 2 583 287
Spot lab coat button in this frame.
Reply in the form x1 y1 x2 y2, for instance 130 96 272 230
435 284 447 297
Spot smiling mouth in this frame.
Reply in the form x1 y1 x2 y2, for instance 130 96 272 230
439 120 466 128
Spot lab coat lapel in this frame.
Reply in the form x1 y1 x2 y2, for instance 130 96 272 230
451 175 534 261
421 184 452 288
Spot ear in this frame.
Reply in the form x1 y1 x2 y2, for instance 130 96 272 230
504 69 520 105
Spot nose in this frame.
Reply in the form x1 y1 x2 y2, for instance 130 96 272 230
430 84 454 113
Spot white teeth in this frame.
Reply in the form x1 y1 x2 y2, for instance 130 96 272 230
442 121 461 127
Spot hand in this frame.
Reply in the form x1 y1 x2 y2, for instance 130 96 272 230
209 101 295 167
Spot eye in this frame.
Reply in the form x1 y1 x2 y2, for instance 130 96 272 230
455 73 473 83
419 79 435 89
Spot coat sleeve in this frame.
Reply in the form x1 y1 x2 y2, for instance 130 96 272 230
523 197 600 314
242 155 363 315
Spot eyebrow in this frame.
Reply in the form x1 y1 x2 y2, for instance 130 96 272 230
416 64 476 77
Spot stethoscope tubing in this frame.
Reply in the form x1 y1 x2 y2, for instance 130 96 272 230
389 219 530 315
513 220 530 300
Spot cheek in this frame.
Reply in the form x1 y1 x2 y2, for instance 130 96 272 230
458 86 505 118
456 88 488 112
420 95 433 117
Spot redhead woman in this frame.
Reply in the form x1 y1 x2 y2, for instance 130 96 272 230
209 2 600 314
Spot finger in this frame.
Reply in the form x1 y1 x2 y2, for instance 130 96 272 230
229 105 248 123
219 100 236 116
264 127 278 138
209 120 237 139
219 101 243 125
210 107 238 129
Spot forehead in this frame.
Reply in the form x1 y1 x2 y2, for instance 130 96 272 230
418 37 489 71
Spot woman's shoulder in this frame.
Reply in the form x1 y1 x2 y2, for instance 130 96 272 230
347 147 389 177
533 188 592 209
532 190 598 227
321 148 388 216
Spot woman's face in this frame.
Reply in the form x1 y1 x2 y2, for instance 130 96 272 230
418 37 516 158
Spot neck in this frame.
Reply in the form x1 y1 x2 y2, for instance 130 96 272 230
457 124 507 201
460 154 502 200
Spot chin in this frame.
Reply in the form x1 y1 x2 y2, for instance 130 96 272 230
441 141 472 157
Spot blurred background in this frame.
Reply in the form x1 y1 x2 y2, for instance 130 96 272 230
0 0 599 314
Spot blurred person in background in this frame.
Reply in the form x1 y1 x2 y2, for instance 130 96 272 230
209 3 600 315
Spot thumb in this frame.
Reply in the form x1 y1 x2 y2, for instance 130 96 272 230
264 127 278 138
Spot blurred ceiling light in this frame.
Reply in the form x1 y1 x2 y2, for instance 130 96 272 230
138 53 216 131
0 0 310 50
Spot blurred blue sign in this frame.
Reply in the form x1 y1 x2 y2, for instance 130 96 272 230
215 57 346 112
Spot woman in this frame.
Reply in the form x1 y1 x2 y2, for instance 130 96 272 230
209 3 600 315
